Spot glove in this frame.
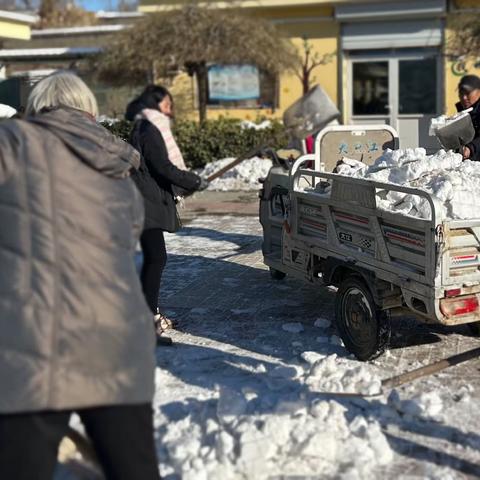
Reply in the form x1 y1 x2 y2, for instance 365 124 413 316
198 177 209 191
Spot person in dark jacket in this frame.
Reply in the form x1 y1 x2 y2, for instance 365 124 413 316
0 72 159 479
456 74 480 161
126 85 208 337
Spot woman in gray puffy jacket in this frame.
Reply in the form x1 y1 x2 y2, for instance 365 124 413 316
0 72 159 480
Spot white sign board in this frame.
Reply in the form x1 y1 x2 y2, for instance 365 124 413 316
208 65 260 101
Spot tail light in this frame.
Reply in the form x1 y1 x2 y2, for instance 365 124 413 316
440 295 479 318
451 254 478 265
445 288 461 298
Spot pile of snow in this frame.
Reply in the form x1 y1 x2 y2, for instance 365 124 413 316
199 156 272 191
303 352 381 396
154 352 395 480
0 103 17 118
240 119 272 130
332 148 480 221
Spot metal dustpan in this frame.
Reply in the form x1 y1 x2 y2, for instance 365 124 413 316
283 85 340 140
433 110 475 150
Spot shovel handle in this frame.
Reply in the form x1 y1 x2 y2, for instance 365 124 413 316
381 345 480 390
206 144 266 183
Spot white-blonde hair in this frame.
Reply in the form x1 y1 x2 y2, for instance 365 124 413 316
26 71 98 117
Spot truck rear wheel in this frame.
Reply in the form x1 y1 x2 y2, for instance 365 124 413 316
335 277 390 361
270 267 286 280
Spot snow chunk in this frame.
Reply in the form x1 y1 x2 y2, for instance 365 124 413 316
270 364 299 379
282 322 304 333
388 390 443 419
217 387 248 422
215 431 234 462
330 335 344 346
314 317 331 329
306 354 382 396
300 351 325 365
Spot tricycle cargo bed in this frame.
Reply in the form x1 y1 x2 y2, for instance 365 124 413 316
259 124 480 359
264 164 480 327
441 220 480 286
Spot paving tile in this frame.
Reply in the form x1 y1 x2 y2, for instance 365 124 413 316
154 214 480 479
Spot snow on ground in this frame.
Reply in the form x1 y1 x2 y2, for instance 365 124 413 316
198 157 272 191
153 350 393 480
330 148 480 221
56 215 480 480
153 216 480 480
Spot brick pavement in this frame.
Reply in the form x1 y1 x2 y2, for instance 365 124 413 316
179 191 259 220
160 212 480 479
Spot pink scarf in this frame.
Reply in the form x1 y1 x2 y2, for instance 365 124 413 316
140 108 187 171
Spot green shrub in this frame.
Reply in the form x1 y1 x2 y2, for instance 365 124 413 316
101 119 132 142
102 117 289 169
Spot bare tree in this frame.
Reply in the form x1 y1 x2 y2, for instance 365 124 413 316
294 37 335 95
96 3 299 123
445 14 480 63
37 0 97 28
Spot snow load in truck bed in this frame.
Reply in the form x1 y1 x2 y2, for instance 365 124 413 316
333 148 480 221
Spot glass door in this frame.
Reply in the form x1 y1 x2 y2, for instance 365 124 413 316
396 56 440 150
352 61 390 123
349 51 442 150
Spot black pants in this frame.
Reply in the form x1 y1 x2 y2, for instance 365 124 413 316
0 404 160 480
140 228 167 313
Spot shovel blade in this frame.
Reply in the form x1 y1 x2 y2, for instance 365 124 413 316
434 112 475 150
283 85 340 140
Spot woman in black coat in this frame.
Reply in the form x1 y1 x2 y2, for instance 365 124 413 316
126 85 207 336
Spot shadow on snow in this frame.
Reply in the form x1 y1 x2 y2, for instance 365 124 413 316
141 224 480 477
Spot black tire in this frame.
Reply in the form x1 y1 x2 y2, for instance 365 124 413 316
335 276 390 361
270 267 286 280
467 321 480 336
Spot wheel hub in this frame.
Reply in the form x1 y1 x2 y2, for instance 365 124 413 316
343 287 375 346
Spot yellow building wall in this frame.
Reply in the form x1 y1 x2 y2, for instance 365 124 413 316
166 5 338 121
445 1 480 115
0 20 31 40
278 22 338 117
453 0 480 7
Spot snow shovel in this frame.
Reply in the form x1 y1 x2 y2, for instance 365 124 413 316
204 85 340 183
205 144 267 183
282 84 340 141
431 109 475 151
315 344 480 398
380 344 480 390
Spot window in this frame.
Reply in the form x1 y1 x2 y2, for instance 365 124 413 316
352 62 389 116
399 58 436 114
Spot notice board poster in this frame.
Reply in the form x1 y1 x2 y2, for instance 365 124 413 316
208 65 260 101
